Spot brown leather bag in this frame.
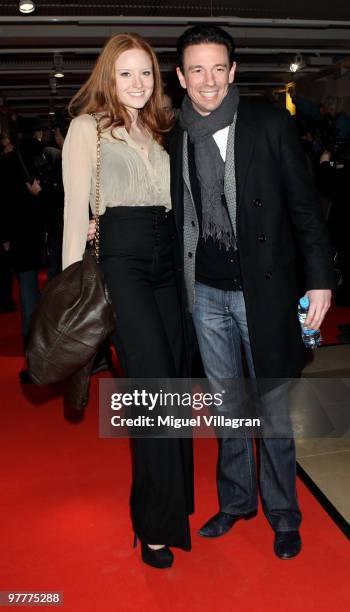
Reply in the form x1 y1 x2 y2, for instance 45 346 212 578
27 115 115 391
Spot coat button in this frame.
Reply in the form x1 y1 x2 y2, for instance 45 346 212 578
253 198 262 207
188 252 193 258
265 271 272 280
191 220 195 227
258 234 267 242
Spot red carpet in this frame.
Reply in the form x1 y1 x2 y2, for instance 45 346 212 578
0 297 349 611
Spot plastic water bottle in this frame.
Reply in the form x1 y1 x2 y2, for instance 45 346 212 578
298 296 322 349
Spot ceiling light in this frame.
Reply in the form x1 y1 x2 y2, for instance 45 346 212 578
49 97 55 115
290 53 305 73
19 1 35 14
53 52 64 78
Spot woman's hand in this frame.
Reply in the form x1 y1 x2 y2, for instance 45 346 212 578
87 218 96 243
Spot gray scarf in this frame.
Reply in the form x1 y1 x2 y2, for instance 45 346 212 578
179 83 239 249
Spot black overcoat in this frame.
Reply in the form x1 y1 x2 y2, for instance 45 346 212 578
168 100 335 378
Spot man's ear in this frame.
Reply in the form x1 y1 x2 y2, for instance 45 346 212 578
176 66 187 90
229 61 237 84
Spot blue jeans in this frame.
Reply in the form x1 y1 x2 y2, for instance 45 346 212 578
192 282 301 532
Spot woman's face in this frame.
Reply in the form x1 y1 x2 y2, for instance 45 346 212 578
115 48 154 115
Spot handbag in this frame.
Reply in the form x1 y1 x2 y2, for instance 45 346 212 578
27 114 115 386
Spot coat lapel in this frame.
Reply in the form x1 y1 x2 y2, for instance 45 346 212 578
181 132 192 198
235 101 256 205
224 113 238 238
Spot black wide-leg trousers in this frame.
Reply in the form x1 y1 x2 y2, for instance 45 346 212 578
99 206 193 550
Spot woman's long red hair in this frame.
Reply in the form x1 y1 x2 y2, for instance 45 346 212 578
68 32 173 144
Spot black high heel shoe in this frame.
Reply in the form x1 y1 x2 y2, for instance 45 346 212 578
133 534 174 569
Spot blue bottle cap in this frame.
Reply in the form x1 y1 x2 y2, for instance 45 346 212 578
299 296 309 308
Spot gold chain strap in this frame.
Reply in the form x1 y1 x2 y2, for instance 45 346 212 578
91 113 101 262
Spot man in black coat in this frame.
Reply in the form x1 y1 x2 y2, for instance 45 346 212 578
1 123 63 360
168 26 334 559
0 134 46 349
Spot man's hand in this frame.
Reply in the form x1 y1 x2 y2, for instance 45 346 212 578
54 127 65 149
87 218 96 243
26 178 42 196
319 150 331 164
304 289 332 330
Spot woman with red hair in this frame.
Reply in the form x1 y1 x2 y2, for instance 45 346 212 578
62 33 193 569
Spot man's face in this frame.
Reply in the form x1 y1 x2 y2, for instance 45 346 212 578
322 105 337 120
161 94 175 120
176 43 236 116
